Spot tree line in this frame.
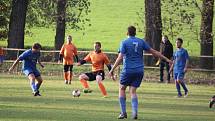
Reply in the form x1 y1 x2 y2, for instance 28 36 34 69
0 0 214 69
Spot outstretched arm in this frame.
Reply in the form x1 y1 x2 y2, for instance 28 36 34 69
147 48 172 64
76 59 86 66
9 58 20 72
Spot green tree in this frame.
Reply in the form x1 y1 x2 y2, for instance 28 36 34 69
7 0 29 49
25 0 91 53
144 0 162 65
200 0 214 69
0 0 11 39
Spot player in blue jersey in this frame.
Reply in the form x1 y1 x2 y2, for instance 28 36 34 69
170 38 189 98
109 26 172 119
9 43 44 96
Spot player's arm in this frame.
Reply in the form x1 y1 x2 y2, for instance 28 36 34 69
58 45 65 63
147 48 172 64
38 59 44 68
169 60 175 73
9 58 20 72
73 46 79 63
77 53 91 66
58 54 63 62
77 59 86 66
184 59 189 73
74 55 79 63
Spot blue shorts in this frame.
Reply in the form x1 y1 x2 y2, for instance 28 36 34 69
120 72 143 88
174 72 185 81
23 68 41 77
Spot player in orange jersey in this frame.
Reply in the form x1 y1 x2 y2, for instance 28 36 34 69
59 35 79 84
77 42 113 97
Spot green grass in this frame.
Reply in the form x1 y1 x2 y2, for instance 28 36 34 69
0 74 215 121
0 0 215 56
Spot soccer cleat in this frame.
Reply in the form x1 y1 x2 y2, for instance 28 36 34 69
33 91 41 96
209 95 215 108
184 91 189 98
83 89 92 93
65 80 68 84
175 94 182 98
68 81 71 84
118 112 127 119
103 95 108 98
132 114 138 120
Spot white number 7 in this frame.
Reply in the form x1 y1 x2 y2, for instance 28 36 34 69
133 42 138 52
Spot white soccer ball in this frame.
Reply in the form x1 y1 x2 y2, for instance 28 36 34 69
72 89 81 97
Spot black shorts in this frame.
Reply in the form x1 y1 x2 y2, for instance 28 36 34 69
64 65 73 72
85 70 105 81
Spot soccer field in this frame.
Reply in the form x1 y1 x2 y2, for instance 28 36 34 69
0 74 215 121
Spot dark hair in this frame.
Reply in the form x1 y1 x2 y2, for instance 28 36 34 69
32 43 42 49
127 26 136 36
95 42 101 47
177 38 183 43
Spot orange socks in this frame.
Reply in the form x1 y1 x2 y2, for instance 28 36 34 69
64 72 73 81
98 82 107 96
80 79 89 88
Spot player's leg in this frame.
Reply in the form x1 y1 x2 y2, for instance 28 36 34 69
96 75 107 97
118 84 127 119
129 72 143 120
159 61 164 82
28 73 37 94
178 73 188 97
129 86 138 119
166 62 171 83
23 69 37 95
79 73 91 93
33 69 43 96
95 71 107 97
209 95 215 108
64 65 69 84
175 73 182 97
68 65 73 84
35 76 43 96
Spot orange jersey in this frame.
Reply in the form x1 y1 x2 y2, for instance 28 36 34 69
0 47 4 56
84 51 110 72
60 43 77 65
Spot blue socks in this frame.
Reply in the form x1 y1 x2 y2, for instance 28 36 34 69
30 81 36 92
131 97 138 116
176 82 182 96
119 97 126 113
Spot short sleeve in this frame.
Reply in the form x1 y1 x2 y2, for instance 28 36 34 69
184 50 189 60
103 54 110 65
119 41 126 54
19 51 28 61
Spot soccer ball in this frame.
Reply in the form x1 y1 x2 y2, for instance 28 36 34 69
72 89 81 97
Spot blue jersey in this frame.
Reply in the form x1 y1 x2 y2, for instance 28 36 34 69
19 49 40 70
173 48 189 73
119 36 151 73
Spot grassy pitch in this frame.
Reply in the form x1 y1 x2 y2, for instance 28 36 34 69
0 74 215 121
